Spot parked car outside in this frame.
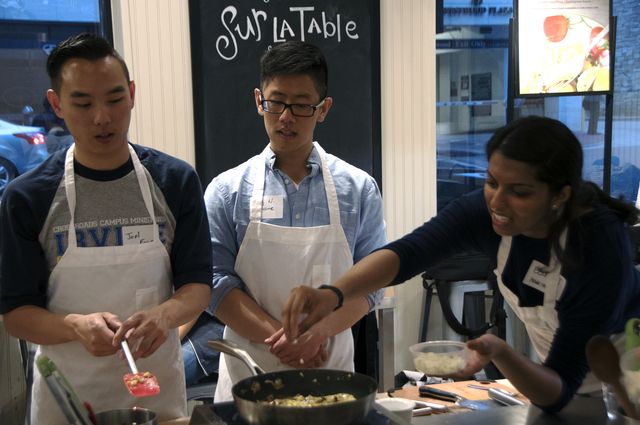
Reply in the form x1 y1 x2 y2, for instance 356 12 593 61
0 118 48 196
44 127 74 154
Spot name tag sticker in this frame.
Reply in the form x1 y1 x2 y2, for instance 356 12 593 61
523 260 553 293
122 225 155 245
262 195 283 219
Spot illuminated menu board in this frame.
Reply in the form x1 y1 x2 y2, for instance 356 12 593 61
516 0 611 96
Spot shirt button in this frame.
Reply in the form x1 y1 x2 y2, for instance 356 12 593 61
295 213 301 219
284 179 290 184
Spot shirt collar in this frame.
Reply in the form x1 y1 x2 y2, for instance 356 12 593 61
262 144 322 175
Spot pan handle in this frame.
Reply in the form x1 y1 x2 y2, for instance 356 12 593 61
208 339 266 376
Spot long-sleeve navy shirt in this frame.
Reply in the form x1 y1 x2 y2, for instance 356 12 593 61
385 189 640 412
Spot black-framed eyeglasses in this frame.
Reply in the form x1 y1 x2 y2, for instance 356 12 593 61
259 95 326 117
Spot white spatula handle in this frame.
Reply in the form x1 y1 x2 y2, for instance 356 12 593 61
121 340 138 374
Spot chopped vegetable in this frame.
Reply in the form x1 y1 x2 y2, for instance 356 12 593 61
123 371 160 397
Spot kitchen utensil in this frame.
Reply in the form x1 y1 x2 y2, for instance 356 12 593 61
466 383 525 405
411 399 448 415
121 340 160 397
208 339 377 425
372 398 413 425
35 354 93 425
466 383 516 396
409 340 468 376
487 388 525 406
94 407 157 425
419 385 495 410
586 335 638 419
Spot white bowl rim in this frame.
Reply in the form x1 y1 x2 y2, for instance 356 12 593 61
409 340 467 353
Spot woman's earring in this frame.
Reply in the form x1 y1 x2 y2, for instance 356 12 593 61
551 204 559 210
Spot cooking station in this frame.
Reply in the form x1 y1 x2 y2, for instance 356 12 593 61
163 380 618 425
177 397 614 425
188 402 389 424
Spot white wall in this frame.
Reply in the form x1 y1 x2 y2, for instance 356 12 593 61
111 0 437 374
380 0 437 370
111 0 196 166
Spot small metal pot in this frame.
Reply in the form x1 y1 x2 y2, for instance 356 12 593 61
95 407 157 425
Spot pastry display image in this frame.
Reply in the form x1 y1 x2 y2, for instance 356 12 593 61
519 14 609 94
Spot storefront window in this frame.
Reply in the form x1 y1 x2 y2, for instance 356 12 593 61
436 0 640 209
436 0 512 210
0 0 111 196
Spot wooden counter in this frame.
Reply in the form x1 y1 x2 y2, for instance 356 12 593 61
385 378 528 408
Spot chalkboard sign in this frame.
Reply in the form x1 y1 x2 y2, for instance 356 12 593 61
189 0 381 188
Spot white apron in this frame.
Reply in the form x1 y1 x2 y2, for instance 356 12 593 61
31 144 187 424
495 231 601 394
214 143 355 402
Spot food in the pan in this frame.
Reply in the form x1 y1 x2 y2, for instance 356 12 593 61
123 371 160 397
249 378 285 394
264 378 284 390
262 393 356 407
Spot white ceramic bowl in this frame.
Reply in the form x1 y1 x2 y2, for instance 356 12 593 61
409 340 469 376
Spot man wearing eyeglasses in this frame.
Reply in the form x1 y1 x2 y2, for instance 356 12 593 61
200 41 386 402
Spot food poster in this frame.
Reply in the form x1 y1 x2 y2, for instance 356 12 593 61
517 0 610 95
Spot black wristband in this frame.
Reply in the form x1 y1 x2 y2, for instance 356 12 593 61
319 284 344 311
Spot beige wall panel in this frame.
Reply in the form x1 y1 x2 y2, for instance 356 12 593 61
111 0 195 165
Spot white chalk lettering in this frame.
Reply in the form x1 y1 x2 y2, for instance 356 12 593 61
290 7 314 41
213 4 360 61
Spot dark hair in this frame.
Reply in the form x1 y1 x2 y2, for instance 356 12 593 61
259 41 328 99
47 33 130 93
486 116 638 267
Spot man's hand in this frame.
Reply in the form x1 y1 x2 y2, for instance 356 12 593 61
282 286 338 339
112 307 170 358
301 344 329 369
265 324 330 367
65 312 122 356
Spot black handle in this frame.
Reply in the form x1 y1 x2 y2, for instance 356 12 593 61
419 386 459 402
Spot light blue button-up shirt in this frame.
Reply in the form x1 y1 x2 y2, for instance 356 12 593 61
205 144 386 314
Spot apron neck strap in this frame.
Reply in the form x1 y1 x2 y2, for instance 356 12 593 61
497 229 568 273
63 143 159 248
249 142 340 225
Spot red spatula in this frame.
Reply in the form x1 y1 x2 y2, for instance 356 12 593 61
121 340 160 397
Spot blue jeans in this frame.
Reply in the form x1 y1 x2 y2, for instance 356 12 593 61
182 341 207 386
